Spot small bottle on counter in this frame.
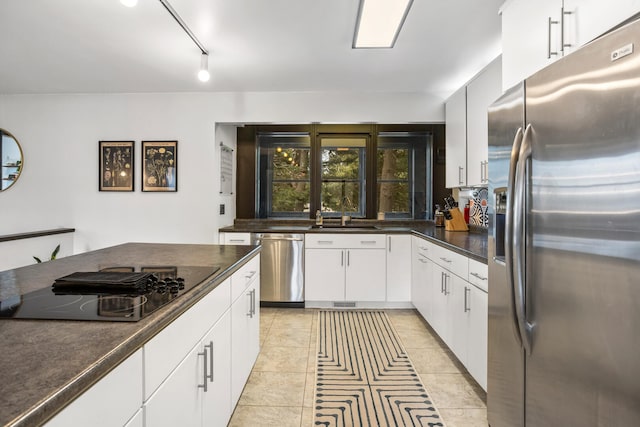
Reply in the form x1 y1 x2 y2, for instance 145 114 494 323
435 205 445 227
315 210 323 225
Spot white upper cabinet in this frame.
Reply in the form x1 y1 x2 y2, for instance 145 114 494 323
466 57 502 187
502 0 640 90
501 0 561 91
563 0 640 53
445 86 468 188
445 56 502 188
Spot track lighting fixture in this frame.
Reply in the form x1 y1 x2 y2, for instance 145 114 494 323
198 53 210 82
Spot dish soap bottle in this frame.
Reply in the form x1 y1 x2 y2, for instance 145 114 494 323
315 210 323 226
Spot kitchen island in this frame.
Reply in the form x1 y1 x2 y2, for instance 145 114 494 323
0 242 260 427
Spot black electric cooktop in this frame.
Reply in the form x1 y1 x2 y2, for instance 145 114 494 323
0 266 220 322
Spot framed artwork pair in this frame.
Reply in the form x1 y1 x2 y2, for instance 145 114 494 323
99 141 177 192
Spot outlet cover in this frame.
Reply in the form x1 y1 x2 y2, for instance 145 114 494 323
219 204 225 215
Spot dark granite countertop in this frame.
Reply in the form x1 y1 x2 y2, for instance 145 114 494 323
0 243 260 427
220 219 488 263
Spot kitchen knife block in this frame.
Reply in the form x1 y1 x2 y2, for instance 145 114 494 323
445 208 469 232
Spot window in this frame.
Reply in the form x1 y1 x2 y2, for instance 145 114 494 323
257 133 311 217
251 126 434 220
376 132 431 219
320 137 367 218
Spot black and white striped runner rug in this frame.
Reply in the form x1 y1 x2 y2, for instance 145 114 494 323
314 310 445 427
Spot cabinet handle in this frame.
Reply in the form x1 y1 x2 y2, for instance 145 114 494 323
444 274 450 295
245 270 257 280
388 236 391 252
246 290 253 318
458 166 464 185
548 16 559 58
229 239 245 243
341 250 344 266
441 271 445 294
198 349 208 392
419 245 429 251
440 257 452 263
464 287 471 313
318 240 334 244
253 289 257 316
470 271 488 281
360 240 377 245
206 341 214 382
418 258 427 264
560 7 572 52
347 250 350 266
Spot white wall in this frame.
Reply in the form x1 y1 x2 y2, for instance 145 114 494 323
0 90 444 259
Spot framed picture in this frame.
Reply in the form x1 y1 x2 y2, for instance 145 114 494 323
99 141 134 191
142 141 178 192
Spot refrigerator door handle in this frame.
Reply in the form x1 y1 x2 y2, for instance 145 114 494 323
505 126 524 348
513 124 535 355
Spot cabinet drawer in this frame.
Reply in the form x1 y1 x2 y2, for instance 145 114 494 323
220 232 252 245
432 245 468 279
306 233 385 249
143 278 231 400
413 237 434 259
468 259 488 292
231 254 260 301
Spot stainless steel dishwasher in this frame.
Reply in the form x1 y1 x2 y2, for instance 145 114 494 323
254 233 304 307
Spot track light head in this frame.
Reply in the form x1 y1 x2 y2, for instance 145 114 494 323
198 53 210 82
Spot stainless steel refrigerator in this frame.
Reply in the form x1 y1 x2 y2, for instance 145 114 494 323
487 17 640 427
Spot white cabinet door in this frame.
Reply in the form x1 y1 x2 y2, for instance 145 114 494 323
445 86 467 188
345 249 386 301
144 343 203 427
467 285 488 391
305 248 345 301
448 275 469 365
411 253 432 321
230 279 260 407
430 264 450 342
202 311 232 427
466 56 502 187
45 349 143 427
563 0 640 54
501 0 562 90
386 235 412 302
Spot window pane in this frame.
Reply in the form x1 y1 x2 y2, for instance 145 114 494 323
257 133 311 218
273 147 310 180
377 182 410 213
377 148 409 180
321 181 361 214
321 148 361 180
272 182 310 213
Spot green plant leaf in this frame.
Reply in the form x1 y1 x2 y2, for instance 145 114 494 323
51 244 60 260
33 256 42 263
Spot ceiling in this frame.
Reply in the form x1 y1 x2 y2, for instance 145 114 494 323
0 0 503 96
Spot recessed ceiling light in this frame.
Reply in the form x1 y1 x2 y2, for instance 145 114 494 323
120 0 138 7
353 0 414 48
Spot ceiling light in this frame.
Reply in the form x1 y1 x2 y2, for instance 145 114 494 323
198 53 210 82
353 0 414 48
158 0 210 82
120 0 138 7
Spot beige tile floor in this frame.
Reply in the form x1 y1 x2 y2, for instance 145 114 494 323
228 308 488 427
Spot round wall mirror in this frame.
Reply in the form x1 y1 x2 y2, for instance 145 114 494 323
1 129 24 191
